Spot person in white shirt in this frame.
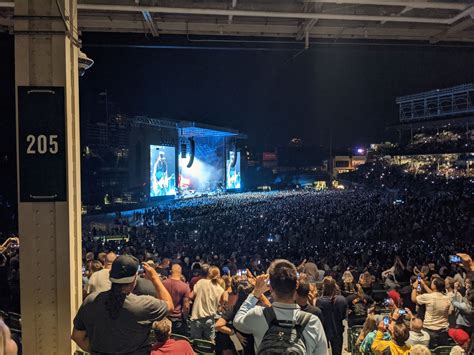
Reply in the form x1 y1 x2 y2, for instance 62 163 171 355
411 277 450 348
234 259 328 355
406 316 430 347
87 252 116 294
189 266 226 341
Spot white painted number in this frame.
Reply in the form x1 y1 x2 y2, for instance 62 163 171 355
26 135 35 154
37 135 47 154
49 135 58 154
26 134 59 155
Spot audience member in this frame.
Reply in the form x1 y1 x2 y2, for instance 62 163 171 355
0 318 17 355
162 264 191 335
412 277 450 348
316 276 347 355
71 256 173 354
86 252 116 294
234 259 328 354
189 266 226 341
150 318 194 355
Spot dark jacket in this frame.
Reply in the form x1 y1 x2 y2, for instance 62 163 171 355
316 295 347 341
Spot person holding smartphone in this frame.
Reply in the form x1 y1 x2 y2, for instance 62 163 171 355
411 277 450 348
371 310 411 354
71 255 174 355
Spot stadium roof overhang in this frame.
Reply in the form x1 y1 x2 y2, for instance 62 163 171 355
1 1 474 43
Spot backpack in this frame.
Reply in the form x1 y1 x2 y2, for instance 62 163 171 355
257 307 313 355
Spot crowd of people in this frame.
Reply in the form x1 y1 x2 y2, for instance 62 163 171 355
73 249 474 354
72 171 473 354
1 158 473 354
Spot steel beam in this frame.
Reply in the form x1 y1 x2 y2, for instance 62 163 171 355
142 10 159 37
430 14 474 43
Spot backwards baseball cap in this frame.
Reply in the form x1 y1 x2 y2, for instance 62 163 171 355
109 255 140 284
448 328 470 346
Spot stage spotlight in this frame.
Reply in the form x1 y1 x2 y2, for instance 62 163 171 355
187 137 195 168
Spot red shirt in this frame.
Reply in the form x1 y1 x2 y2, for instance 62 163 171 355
151 339 194 355
162 278 191 319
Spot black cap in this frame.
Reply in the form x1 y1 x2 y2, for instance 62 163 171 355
109 255 139 284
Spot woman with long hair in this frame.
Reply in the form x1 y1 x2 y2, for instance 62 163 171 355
316 276 348 355
190 266 227 342
347 284 376 328
359 271 374 295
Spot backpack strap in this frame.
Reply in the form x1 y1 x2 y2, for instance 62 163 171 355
263 307 278 328
263 307 313 330
295 311 313 339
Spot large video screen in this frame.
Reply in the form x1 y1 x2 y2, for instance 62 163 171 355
150 145 176 197
226 151 241 189
179 137 225 193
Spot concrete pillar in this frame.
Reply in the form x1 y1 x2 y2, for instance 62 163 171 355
14 0 82 354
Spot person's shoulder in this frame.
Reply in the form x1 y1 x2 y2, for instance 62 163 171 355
92 268 109 278
302 310 323 329
128 293 164 308
346 294 356 301
194 278 206 287
82 291 103 305
173 339 194 351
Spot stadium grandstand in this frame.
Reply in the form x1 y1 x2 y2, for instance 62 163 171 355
371 83 474 180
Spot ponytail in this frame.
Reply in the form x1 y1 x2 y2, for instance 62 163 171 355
208 266 221 285
105 284 126 319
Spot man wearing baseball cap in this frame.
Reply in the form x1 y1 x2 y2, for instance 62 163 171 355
71 255 174 355
448 328 471 355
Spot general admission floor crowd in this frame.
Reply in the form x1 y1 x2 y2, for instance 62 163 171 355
0 162 473 355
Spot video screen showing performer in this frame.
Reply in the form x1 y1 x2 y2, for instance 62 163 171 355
226 151 241 189
150 145 176 197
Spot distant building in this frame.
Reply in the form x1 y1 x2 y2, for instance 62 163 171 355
329 155 367 177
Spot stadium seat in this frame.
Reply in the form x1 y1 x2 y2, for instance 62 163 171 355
348 325 363 354
171 333 192 343
371 290 387 302
431 346 453 355
192 338 216 354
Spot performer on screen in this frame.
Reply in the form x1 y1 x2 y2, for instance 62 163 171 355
152 150 169 196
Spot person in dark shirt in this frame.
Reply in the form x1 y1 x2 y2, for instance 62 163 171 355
215 279 255 355
134 276 157 297
346 284 375 327
71 255 174 355
316 276 347 355
296 280 323 322
156 258 171 278
162 264 191 336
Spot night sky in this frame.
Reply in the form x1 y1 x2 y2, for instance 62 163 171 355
1 33 474 151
